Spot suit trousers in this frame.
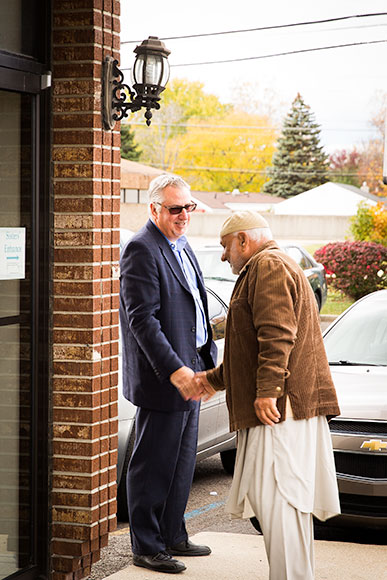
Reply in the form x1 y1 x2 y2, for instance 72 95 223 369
127 356 205 555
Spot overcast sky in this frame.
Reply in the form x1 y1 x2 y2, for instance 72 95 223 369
120 1 387 153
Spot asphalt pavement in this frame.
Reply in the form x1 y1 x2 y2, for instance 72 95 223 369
102 531 387 580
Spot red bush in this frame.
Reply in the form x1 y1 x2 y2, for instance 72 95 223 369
314 241 387 300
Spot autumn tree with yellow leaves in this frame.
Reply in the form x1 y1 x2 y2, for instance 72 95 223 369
129 78 277 192
174 111 277 192
128 78 230 171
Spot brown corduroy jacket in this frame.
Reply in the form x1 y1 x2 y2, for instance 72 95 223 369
206 240 340 432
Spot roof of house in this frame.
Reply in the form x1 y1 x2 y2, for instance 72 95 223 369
273 182 387 216
120 160 284 211
336 182 387 203
120 158 164 189
191 190 284 211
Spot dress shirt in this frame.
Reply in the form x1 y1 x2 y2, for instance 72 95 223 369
151 223 208 348
169 235 208 348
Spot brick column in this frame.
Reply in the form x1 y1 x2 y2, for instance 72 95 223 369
51 1 120 578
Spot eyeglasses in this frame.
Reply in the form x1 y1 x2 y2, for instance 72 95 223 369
155 202 197 215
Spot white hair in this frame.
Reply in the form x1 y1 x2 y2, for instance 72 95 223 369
231 227 273 242
148 173 191 214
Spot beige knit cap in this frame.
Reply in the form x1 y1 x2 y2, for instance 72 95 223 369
220 211 269 238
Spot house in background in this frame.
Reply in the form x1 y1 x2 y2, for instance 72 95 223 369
273 182 387 215
191 189 285 213
120 161 285 213
120 158 164 204
120 163 387 241
120 162 285 231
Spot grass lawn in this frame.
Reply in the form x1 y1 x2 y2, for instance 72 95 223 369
321 289 354 316
304 243 324 256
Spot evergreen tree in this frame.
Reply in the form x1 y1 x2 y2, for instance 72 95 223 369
263 94 328 198
120 124 142 161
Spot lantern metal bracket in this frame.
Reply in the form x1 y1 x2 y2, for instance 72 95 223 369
102 56 162 130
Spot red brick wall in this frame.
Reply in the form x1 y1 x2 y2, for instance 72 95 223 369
51 1 120 578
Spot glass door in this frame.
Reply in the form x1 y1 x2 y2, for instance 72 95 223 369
0 89 39 579
0 3 50 579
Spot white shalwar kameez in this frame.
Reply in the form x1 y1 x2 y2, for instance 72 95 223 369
225 401 340 580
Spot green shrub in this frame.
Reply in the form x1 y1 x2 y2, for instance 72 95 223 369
314 241 387 300
350 202 374 241
350 201 387 246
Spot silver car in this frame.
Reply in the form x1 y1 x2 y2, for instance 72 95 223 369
323 289 387 529
117 231 236 519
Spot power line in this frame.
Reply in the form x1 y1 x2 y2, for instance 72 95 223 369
120 39 387 72
127 122 375 132
121 13 387 44
171 39 387 68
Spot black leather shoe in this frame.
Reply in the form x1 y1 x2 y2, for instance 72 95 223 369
167 539 211 557
133 551 186 574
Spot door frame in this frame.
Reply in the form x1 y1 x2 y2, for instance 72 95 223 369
0 52 51 580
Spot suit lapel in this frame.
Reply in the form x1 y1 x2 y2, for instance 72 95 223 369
146 220 192 294
147 222 211 344
184 244 211 319
160 246 192 294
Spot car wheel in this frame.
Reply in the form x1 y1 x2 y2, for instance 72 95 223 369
116 423 136 521
220 448 236 474
314 291 322 312
250 516 262 534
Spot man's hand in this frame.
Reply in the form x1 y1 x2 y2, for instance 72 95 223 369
170 366 202 400
254 397 281 426
195 371 217 401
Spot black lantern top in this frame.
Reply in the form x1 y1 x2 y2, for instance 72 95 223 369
134 36 171 59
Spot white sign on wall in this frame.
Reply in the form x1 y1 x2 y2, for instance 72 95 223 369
0 228 26 280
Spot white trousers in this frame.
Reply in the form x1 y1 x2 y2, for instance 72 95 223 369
225 412 340 580
247 455 315 580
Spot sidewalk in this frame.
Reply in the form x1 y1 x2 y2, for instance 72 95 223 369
103 531 387 580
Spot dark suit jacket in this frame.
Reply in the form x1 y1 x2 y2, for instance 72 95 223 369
119 220 217 412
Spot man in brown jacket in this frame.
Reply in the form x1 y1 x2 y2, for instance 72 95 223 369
197 211 341 580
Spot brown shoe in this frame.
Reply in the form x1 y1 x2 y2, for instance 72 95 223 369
133 551 186 573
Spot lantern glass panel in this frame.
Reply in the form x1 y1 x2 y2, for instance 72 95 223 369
159 56 170 88
133 54 163 86
131 56 142 86
145 55 162 85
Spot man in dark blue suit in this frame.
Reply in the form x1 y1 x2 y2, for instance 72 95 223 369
119 174 217 574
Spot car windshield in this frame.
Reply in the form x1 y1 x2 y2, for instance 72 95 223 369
195 248 237 282
324 293 387 367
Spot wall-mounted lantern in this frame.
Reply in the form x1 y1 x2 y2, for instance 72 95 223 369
102 36 171 130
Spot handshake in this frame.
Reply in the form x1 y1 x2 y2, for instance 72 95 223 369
170 366 217 401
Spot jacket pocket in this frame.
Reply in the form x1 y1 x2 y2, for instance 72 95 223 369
229 298 255 335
